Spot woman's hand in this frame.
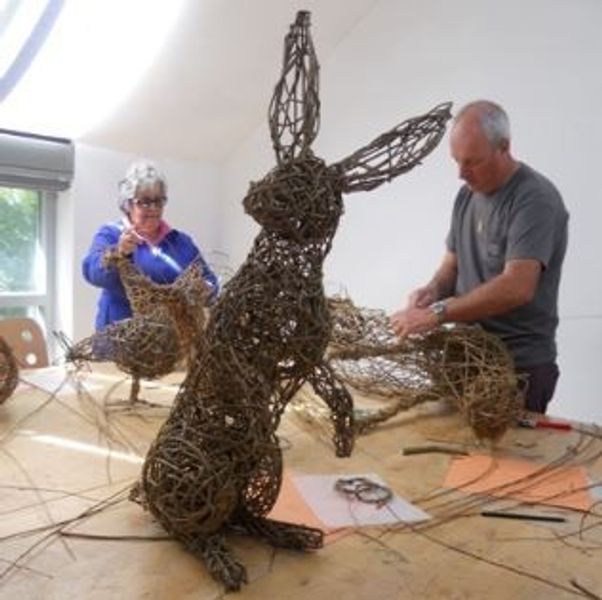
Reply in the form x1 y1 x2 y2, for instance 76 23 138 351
117 227 142 256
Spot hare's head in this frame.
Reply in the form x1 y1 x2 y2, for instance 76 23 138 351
243 153 342 242
243 12 342 242
244 11 451 242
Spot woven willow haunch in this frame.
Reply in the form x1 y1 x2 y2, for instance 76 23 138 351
67 252 209 403
137 10 451 592
0 337 18 405
327 297 524 441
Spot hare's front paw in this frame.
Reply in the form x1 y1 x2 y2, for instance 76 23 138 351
335 432 354 457
218 559 248 592
187 533 248 591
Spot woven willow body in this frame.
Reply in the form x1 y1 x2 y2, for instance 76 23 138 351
327 296 523 441
138 11 451 592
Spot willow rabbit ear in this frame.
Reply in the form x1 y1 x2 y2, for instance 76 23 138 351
330 102 453 194
269 10 320 165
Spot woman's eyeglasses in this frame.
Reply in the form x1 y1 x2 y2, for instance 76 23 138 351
131 196 167 209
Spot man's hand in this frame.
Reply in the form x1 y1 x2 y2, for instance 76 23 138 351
407 284 438 309
390 306 440 338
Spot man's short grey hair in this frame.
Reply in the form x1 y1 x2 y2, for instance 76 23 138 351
118 159 167 213
455 100 511 148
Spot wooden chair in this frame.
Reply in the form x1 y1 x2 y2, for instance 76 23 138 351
0 318 49 368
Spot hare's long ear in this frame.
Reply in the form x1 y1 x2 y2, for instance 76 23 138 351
330 102 453 194
269 11 320 165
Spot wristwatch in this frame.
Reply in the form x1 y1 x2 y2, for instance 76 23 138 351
429 300 447 323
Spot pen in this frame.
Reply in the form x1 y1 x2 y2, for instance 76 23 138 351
480 510 566 523
517 417 572 431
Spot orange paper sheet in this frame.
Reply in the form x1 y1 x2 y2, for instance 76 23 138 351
443 454 593 511
268 472 350 544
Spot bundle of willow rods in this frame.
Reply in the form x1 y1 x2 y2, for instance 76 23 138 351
326 296 524 441
0 337 18 404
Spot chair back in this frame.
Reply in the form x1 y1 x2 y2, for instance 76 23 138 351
0 318 49 368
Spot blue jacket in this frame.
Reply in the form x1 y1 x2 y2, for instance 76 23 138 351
82 221 219 330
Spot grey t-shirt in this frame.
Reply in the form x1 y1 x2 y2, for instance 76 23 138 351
446 163 569 367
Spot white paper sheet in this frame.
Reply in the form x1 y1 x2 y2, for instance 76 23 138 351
293 473 430 527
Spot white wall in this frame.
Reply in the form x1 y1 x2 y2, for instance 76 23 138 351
59 144 221 342
221 0 602 423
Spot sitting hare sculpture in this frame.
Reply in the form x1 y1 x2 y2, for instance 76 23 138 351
139 10 451 591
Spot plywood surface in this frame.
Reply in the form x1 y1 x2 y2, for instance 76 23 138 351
0 365 601 599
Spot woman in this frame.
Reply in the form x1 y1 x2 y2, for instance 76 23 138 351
83 160 219 330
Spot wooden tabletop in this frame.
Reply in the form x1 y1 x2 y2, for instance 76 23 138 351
1 365 601 599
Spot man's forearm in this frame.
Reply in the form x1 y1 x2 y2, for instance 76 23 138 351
444 273 532 323
430 274 455 301
430 258 457 300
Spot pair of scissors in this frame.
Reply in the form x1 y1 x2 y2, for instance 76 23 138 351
333 476 393 507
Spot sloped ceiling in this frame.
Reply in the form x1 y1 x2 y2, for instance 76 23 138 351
80 0 379 163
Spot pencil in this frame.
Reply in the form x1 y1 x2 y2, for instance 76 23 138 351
480 510 566 523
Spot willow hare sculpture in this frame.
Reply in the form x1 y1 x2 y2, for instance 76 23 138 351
139 10 451 591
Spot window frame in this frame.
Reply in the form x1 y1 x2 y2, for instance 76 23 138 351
0 189 57 345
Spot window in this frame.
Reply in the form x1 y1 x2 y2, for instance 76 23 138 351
0 0 65 102
0 186 56 336
0 129 72 359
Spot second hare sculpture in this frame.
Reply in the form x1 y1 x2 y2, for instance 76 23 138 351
139 11 451 591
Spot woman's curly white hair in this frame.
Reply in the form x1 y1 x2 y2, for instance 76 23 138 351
118 160 167 213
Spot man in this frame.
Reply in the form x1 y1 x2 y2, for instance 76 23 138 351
390 100 569 414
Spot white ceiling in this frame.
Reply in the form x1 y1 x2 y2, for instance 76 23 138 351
80 0 380 163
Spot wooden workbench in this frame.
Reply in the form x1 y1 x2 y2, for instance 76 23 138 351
0 365 600 599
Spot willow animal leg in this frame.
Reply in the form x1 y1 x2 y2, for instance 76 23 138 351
229 443 323 550
236 440 283 517
230 515 323 550
107 373 165 410
307 363 355 457
129 375 141 404
185 533 247 592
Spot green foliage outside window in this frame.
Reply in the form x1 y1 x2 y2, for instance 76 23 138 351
0 187 41 293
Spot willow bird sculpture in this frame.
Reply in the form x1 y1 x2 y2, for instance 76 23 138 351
138 10 451 591
65 251 209 404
